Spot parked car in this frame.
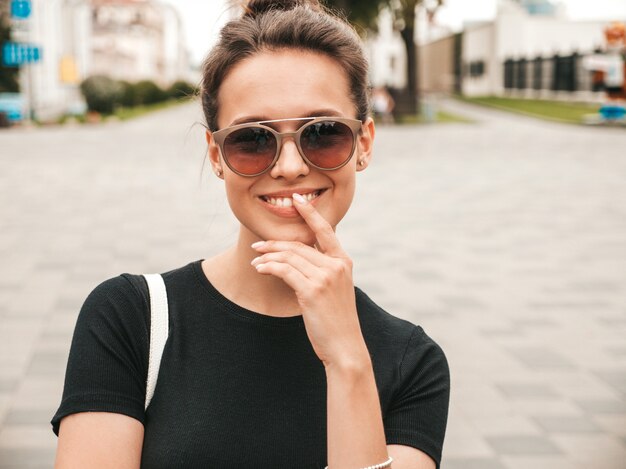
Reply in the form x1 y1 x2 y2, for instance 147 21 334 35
0 93 24 124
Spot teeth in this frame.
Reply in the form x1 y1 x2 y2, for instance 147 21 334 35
264 191 321 207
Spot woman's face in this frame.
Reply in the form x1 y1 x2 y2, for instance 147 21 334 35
207 49 374 246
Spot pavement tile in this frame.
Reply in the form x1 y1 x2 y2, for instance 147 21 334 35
575 398 626 414
595 370 626 395
495 382 559 400
485 435 562 456
467 415 542 437
3 408 54 426
605 345 626 357
26 352 68 378
592 415 626 438
0 424 56 449
0 448 56 469
500 455 585 469
443 457 505 469
532 414 601 433
551 434 626 466
0 380 16 393
505 346 577 370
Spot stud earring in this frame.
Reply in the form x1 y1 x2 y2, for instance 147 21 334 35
216 169 223 177
358 160 365 167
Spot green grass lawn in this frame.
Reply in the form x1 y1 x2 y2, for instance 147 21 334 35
113 98 190 121
459 96 601 124
392 110 474 125
54 98 192 125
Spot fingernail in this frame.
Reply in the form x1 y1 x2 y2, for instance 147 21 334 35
251 241 265 249
255 263 266 271
292 193 307 204
251 256 261 266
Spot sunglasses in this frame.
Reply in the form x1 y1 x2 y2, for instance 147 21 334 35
212 116 363 177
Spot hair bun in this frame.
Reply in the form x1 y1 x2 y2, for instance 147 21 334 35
244 0 321 18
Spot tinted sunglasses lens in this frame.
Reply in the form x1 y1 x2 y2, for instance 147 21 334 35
223 127 277 175
300 121 355 169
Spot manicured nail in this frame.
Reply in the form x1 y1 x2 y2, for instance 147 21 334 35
255 263 266 272
251 241 265 249
292 193 307 204
251 256 262 266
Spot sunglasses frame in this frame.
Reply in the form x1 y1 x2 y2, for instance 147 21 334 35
212 116 363 177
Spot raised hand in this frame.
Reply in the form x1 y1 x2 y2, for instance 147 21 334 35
251 193 369 369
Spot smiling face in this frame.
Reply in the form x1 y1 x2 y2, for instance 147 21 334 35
206 49 374 246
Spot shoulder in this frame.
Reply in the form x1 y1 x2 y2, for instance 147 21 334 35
355 287 449 381
355 287 421 345
70 272 157 345
80 274 150 327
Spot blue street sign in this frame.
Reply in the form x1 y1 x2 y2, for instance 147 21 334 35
10 0 32 19
2 42 41 67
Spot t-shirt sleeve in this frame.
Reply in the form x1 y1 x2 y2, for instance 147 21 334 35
383 326 450 468
51 274 150 435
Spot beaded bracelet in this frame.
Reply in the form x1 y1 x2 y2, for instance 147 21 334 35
324 455 393 469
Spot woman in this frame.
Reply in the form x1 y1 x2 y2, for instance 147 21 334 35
52 1 450 468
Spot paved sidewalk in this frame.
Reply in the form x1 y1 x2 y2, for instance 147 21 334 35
0 100 625 468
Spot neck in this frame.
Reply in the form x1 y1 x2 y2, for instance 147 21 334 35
202 227 301 317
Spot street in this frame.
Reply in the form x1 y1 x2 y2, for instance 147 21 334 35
0 100 625 468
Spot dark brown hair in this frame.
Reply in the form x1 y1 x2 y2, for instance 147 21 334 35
201 0 370 131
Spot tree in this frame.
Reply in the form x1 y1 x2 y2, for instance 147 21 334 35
0 0 20 92
326 0 381 32
390 0 443 113
326 0 444 114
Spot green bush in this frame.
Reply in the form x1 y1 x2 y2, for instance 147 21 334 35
80 75 123 115
133 80 168 105
167 80 197 99
118 80 138 108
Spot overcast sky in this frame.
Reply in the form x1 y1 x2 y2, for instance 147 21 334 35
162 0 626 65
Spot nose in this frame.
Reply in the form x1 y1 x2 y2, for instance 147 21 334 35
269 136 309 180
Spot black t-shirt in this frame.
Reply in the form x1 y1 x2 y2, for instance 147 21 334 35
52 260 449 468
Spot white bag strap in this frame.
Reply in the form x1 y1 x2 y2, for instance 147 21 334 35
143 274 169 411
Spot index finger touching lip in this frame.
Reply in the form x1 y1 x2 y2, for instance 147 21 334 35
292 193 342 254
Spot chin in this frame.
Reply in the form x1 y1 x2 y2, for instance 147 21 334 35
271 226 317 246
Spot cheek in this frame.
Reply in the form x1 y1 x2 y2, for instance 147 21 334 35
326 173 356 226
223 178 254 220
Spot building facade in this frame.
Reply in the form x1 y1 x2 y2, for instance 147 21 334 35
13 0 92 120
90 0 189 86
418 0 618 100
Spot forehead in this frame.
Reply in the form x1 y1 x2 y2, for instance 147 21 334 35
217 49 355 128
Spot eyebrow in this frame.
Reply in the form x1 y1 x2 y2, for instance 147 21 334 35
229 109 344 127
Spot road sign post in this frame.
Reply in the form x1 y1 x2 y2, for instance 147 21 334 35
6 1 36 122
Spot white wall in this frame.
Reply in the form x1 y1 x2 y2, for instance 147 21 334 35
462 23 496 96
365 8 407 89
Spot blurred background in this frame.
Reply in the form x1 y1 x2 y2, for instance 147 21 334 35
1 1 625 468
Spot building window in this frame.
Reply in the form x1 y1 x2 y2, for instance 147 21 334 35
504 59 514 89
468 60 486 77
552 54 578 92
533 57 543 90
517 58 527 89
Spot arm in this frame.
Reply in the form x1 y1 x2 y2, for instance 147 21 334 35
51 276 150 467
326 357 436 469
55 413 144 469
